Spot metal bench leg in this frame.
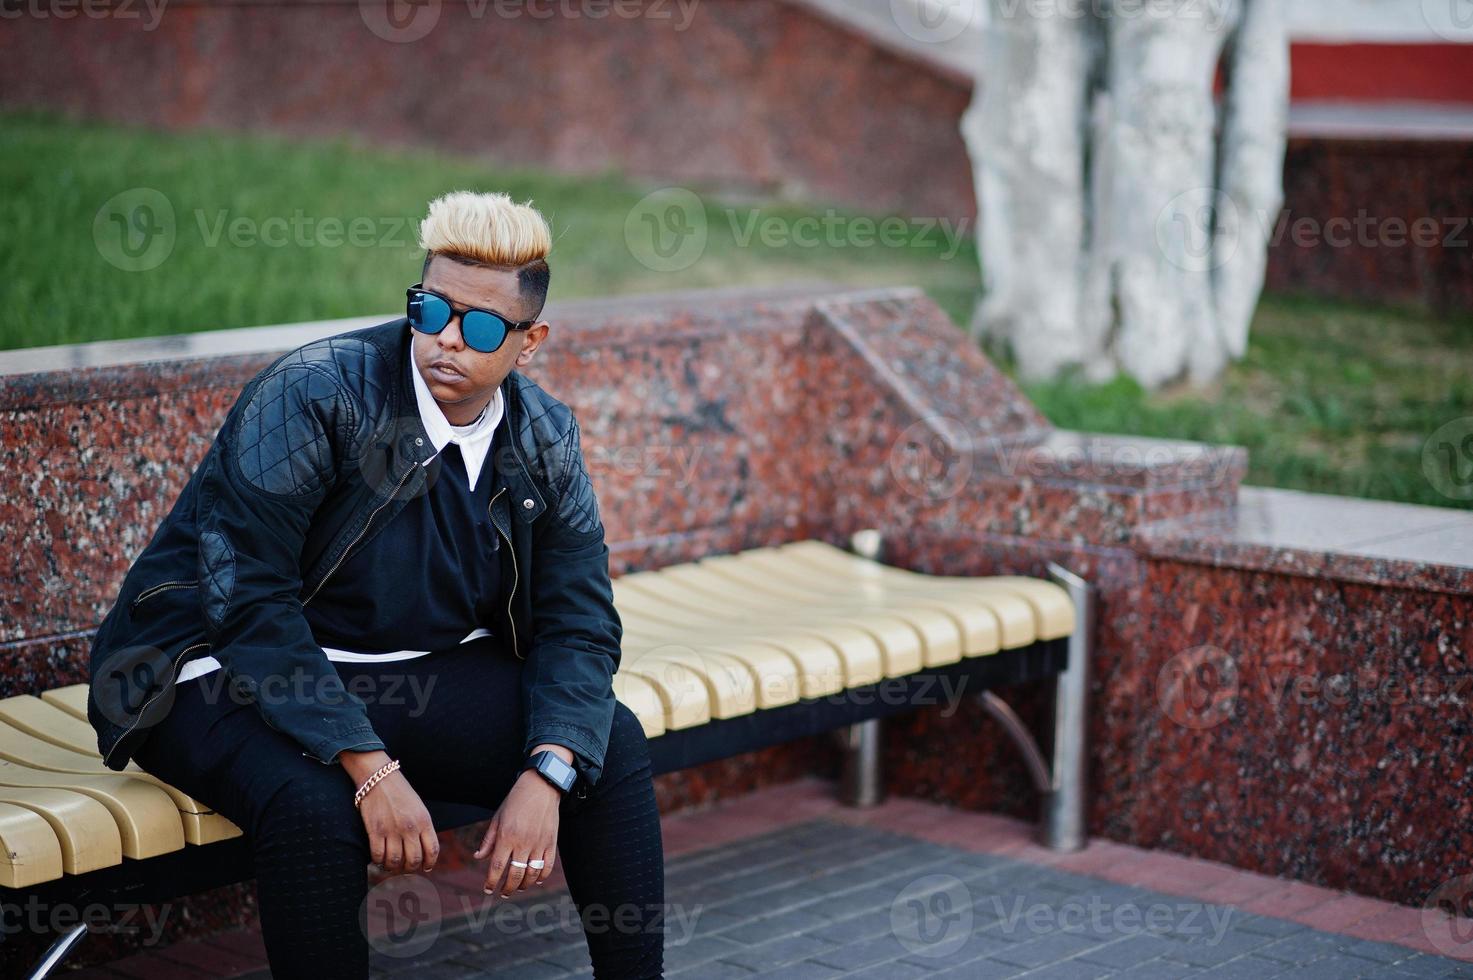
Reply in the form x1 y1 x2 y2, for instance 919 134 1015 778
838 718 886 807
26 923 89 980
1044 562 1094 852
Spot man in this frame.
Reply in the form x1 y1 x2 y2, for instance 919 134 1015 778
86 191 664 978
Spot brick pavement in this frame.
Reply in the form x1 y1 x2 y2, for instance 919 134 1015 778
67 779 1473 979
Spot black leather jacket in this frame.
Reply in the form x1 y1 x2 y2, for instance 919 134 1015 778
86 317 622 787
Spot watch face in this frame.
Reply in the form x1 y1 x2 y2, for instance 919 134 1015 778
541 753 575 789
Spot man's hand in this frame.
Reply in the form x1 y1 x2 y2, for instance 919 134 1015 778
474 743 570 896
342 750 440 874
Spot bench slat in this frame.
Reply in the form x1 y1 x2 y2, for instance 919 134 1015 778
0 760 185 859
617 585 880 695
0 801 65 889
712 550 1010 653
611 674 666 739
768 543 1040 643
776 541 1076 640
687 558 971 664
621 570 924 678
0 787 123 875
619 574 847 695
39 685 89 721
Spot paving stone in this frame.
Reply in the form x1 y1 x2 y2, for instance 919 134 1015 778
715 933 838 973
1077 933 1181 968
662 933 748 972
845 958 936 979
1379 953 1469 978
1291 954 1396 979
1162 925 1278 966
666 958 756 979
1338 937 1422 965
1111 960 1205 978
715 907 834 944
1194 954 1296 979
745 958 846 979
932 957 1027 979
894 926 1016 969
804 906 895 944
806 931 912 971
1254 928 1362 964
1016 958 1116 979
1231 913 1310 938
987 930 1104 969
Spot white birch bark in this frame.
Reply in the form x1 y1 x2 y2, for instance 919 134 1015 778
965 0 1289 389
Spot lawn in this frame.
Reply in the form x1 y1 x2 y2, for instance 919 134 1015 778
2 111 1469 510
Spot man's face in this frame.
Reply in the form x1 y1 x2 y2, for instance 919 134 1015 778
411 255 548 425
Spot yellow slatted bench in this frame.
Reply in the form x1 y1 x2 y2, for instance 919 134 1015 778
6 536 1091 980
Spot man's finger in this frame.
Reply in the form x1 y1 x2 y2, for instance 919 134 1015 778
474 821 497 860
533 845 555 886
402 834 423 873
502 852 531 897
484 844 511 894
421 827 440 873
384 837 404 872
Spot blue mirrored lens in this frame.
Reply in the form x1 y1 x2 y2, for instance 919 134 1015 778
411 292 452 333
461 310 509 353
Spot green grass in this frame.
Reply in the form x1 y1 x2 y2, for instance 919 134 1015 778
1018 295 1473 509
3 111 1470 509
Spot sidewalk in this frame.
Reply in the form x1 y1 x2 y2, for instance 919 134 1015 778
70 778 1472 978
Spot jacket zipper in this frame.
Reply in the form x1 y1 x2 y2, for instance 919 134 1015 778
489 486 522 660
103 640 211 768
302 463 417 607
131 580 198 610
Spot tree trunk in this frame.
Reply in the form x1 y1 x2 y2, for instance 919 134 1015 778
965 0 1289 389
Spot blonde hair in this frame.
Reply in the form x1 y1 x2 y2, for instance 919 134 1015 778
418 191 552 268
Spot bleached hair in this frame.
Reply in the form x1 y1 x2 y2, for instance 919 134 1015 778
418 191 552 268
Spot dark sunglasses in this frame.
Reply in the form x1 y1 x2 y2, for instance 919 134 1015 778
406 283 536 354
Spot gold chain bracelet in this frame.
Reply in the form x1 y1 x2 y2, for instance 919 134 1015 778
353 759 401 808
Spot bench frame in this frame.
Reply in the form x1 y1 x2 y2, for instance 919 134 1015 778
14 534 1094 979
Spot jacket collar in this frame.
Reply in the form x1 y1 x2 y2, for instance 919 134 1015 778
380 317 547 523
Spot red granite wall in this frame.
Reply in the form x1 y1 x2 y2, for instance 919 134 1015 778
2 0 1468 311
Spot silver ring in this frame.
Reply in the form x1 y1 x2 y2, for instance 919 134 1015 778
510 860 529 868
528 859 546 870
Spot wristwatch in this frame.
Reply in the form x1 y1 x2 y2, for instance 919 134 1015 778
524 749 577 794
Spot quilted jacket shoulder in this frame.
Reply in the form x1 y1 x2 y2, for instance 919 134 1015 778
504 372 601 534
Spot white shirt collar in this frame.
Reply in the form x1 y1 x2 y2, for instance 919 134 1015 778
409 353 504 492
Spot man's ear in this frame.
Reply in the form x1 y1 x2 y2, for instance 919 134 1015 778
516 321 549 367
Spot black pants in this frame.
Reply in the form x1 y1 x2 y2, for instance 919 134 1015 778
133 640 665 979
